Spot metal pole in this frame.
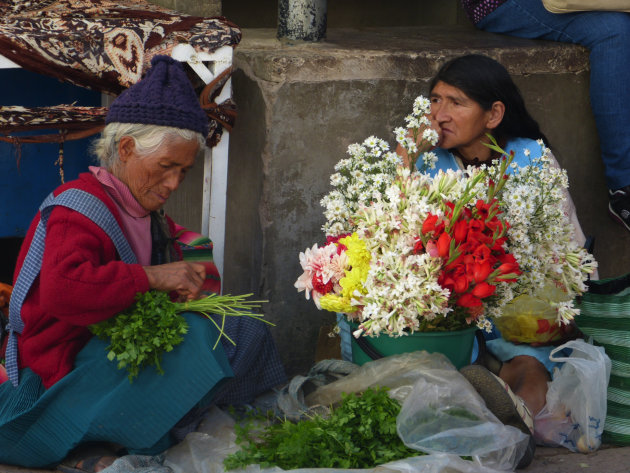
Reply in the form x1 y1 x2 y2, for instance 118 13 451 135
277 0 327 41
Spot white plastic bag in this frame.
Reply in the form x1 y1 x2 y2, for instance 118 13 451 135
396 362 528 471
534 339 611 452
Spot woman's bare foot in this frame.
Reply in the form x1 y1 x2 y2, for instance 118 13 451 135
75 455 117 472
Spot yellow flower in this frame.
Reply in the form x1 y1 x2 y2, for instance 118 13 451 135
320 294 357 313
340 233 371 270
338 233 371 301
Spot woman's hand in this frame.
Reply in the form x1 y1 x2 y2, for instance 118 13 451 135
143 261 206 301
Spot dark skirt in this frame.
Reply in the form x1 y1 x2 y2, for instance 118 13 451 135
0 312 286 468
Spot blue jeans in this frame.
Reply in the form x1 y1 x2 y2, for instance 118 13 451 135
478 0 630 190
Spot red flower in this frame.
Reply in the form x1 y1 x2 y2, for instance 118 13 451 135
457 293 483 308
472 244 492 264
453 272 470 294
312 274 334 295
473 261 492 283
441 264 470 294
413 237 424 254
444 201 456 218
471 281 496 298
497 253 518 265
475 199 493 220
453 219 469 244
486 218 506 237
437 232 452 258
496 261 521 276
422 214 439 234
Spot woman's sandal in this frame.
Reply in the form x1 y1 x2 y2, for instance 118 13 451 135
459 364 536 470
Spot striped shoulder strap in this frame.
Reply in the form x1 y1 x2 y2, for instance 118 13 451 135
6 188 137 387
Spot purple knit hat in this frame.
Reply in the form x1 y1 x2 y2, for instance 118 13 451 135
106 55 209 137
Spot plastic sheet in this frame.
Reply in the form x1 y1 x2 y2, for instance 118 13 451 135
164 352 527 473
163 406 508 473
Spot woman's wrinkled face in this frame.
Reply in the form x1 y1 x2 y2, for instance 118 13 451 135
430 81 494 154
117 135 198 212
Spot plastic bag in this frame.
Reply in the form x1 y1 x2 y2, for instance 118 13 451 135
394 357 528 471
305 350 455 406
493 284 577 345
533 339 611 452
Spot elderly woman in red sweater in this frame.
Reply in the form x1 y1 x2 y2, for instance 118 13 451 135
0 56 286 472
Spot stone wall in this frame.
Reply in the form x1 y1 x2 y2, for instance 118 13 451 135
221 27 629 377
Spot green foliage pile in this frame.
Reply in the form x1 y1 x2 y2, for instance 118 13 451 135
223 386 422 470
90 290 270 382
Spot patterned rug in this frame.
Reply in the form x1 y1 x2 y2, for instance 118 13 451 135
0 0 240 147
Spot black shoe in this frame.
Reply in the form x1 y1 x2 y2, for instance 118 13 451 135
472 330 503 376
609 185 630 232
460 365 535 469
516 433 536 469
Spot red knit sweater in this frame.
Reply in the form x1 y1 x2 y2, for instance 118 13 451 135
14 173 152 388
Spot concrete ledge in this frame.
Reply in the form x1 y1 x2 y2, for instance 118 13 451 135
235 26 589 82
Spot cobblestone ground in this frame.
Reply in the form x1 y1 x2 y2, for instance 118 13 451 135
1 445 630 473
524 445 630 473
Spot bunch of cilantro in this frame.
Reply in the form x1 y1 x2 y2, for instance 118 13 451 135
90 290 187 382
224 386 421 470
90 290 269 382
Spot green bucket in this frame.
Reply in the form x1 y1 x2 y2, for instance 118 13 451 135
349 324 478 369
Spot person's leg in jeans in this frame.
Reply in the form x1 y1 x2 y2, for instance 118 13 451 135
477 1 630 230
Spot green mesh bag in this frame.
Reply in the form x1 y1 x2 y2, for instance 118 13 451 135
576 273 630 445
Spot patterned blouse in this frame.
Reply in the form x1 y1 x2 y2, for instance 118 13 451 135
460 0 508 24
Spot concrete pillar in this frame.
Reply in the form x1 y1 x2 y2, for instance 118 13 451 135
227 28 614 377
277 0 327 41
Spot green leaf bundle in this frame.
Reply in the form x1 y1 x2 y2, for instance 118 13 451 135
90 290 270 382
223 386 421 470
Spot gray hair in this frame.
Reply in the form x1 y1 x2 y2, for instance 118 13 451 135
91 123 206 171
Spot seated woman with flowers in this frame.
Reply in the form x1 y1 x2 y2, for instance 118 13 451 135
397 54 592 469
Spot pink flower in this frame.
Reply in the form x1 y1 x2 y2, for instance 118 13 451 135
295 242 348 308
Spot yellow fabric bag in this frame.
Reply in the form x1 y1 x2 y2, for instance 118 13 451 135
542 0 630 13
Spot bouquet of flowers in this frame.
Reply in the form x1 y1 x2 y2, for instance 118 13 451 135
295 96 597 339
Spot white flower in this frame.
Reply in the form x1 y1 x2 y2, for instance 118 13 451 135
422 151 438 170
307 95 596 338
